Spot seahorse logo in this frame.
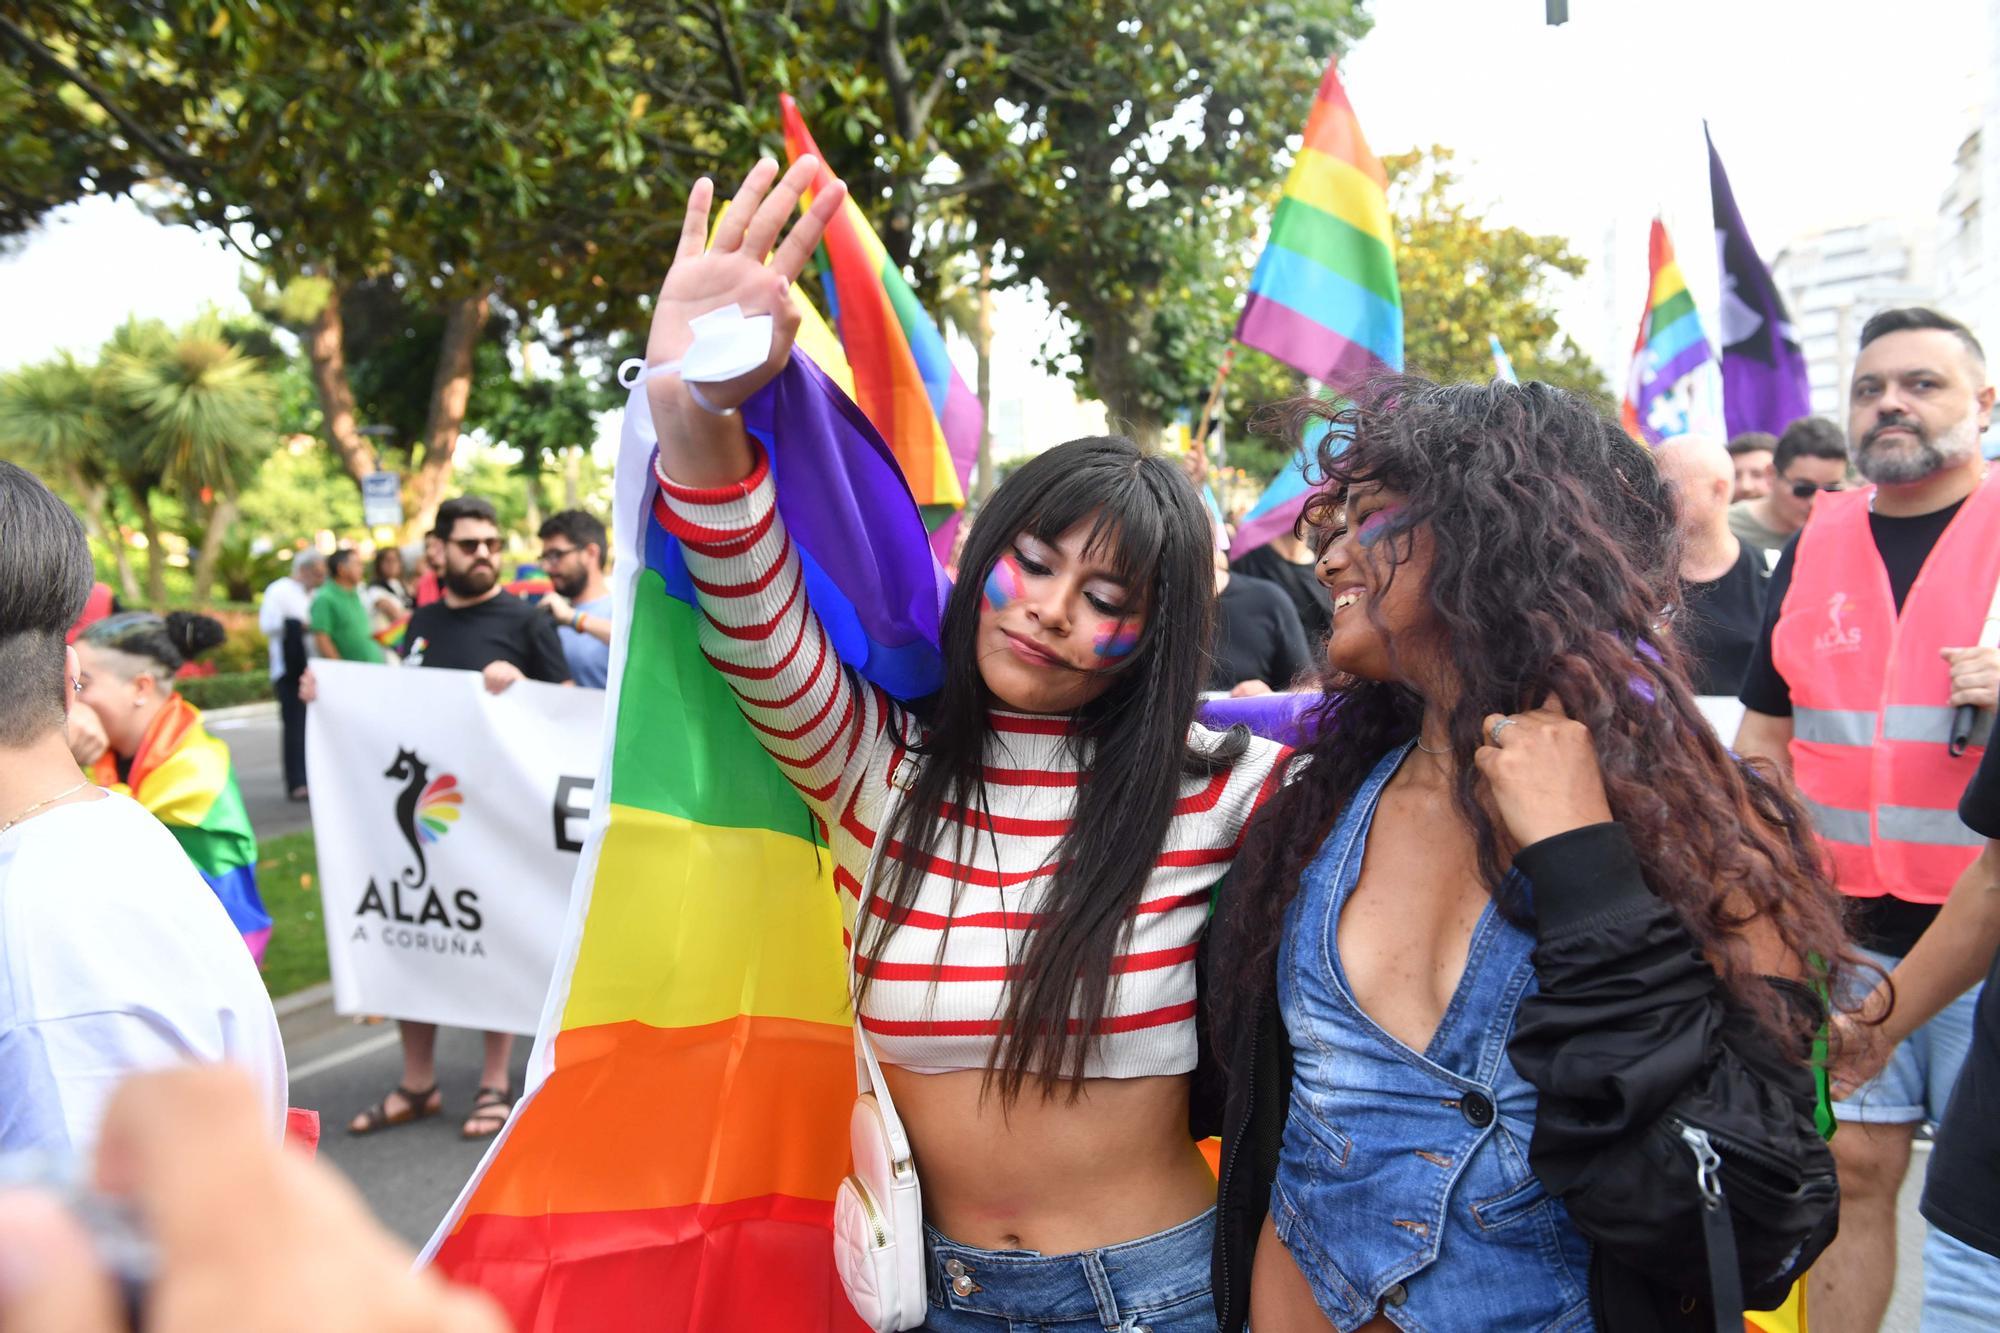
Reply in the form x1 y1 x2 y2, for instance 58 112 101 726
383 748 463 885
1814 591 1864 654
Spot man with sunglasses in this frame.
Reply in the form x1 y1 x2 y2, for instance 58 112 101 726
1736 308 2000 1333
535 510 614 688
1728 415 1850 565
343 494 570 1143
397 497 571 694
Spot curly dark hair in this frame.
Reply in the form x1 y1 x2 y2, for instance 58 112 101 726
1222 377 1856 1046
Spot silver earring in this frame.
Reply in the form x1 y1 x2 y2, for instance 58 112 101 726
72 678 82 694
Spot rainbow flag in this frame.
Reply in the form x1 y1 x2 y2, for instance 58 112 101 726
1234 58 1402 389
89 693 270 963
780 94 981 557
1621 219 1717 445
426 351 947 1330
372 617 409 650
1228 58 1398 558
505 566 554 600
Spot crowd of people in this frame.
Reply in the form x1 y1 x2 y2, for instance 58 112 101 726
1 156 1998 1333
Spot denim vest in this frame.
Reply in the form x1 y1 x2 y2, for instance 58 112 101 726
1271 744 1596 1332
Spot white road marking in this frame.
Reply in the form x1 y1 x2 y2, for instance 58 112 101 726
288 1029 402 1082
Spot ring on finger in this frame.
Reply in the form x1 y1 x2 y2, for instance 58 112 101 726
1488 717 1518 745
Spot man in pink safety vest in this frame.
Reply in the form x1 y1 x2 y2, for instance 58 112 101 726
1736 308 2000 1333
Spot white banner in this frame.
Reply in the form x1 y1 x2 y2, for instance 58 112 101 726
305 661 604 1034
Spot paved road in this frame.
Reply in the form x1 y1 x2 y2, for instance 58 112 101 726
207 705 313 840
282 996 531 1248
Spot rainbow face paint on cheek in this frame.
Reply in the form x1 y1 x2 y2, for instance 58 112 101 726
1093 619 1142 661
1355 504 1410 549
983 555 1025 614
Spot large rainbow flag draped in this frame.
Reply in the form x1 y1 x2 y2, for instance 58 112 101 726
1620 219 1718 445
426 352 946 1330
89 692 270 963
1229 58 1399 558
780 94 981 558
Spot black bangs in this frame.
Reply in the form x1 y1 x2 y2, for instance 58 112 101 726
868 433 1244 1100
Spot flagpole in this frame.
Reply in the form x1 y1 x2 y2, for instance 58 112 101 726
1193 345 1238 451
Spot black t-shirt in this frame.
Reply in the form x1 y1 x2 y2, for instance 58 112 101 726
1921 742 2000 1257
1679 542 1768 697
1231 545 1332 645
1208 574 1312 693
401 591 572 683
1736 501 1966 956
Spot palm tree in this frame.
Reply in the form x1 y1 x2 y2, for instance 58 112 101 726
0 353 141 601
106 319 276 602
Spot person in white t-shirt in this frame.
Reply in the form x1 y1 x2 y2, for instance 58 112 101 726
259 550 326 801
0 460 287 1154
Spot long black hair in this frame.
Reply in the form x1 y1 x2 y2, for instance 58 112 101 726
865 436 1247 1098
1223 378 1854 1046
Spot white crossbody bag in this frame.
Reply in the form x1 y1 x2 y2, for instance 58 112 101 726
832 759 928 1331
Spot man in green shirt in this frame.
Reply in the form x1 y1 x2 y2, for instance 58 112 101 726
310 549 386 663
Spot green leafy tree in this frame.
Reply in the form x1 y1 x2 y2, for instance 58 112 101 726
107 318 276 600
0 351 140 599
1387 146 1609 409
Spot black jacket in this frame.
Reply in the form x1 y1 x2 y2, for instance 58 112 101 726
1196 821 1836 1332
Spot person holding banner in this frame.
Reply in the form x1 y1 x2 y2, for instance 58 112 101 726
1735 307 2000 1333
643 158 1293 1331
336 493 572 1141
1208 379 1850 1332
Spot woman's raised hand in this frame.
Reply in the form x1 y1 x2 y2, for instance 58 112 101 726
645 157 846 416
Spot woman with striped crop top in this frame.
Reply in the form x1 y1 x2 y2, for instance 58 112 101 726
644 159 1293 1331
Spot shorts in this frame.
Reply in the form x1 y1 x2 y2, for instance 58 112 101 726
920 1208 1217 1332
1920 1226 2000 1332
1833 947 1982 1125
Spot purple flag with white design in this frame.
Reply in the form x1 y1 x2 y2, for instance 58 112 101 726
1708 126 1813 438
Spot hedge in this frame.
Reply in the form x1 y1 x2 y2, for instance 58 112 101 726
177 671 275 710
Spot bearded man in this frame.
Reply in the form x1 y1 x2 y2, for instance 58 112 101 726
335 494 570 1143
1735 307 2000 1333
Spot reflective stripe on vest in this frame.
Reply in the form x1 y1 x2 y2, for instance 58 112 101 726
1771 474 2000 904
1798 705 1999 748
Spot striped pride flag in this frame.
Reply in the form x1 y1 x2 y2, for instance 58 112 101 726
426 351 947 1331
1234 58 1402 388
88 693 270 963
781 94 981 553
1620 219 1717 445
1228 58 1399 558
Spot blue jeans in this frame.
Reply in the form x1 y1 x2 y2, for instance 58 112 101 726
1920 1227 2000 1332
1834 947 1981 1125
920 1208 1217 1332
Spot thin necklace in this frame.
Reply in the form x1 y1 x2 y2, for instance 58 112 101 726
1 780 91 834
1414 736 1449 756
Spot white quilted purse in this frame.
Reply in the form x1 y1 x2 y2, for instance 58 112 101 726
833 762 928 1331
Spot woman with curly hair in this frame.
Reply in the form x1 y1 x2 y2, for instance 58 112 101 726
1204 379 1855 1332
73 611 273 963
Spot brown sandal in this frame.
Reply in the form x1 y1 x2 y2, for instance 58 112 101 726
347 1083 442 1135
461 1085 513 1140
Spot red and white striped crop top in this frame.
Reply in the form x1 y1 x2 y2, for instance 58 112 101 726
655 447 1292 1078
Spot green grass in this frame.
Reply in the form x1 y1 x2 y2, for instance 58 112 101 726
259 831 331 1000
180 671 276 710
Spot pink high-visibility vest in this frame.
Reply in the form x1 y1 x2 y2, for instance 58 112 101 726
1771 475 2000 903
